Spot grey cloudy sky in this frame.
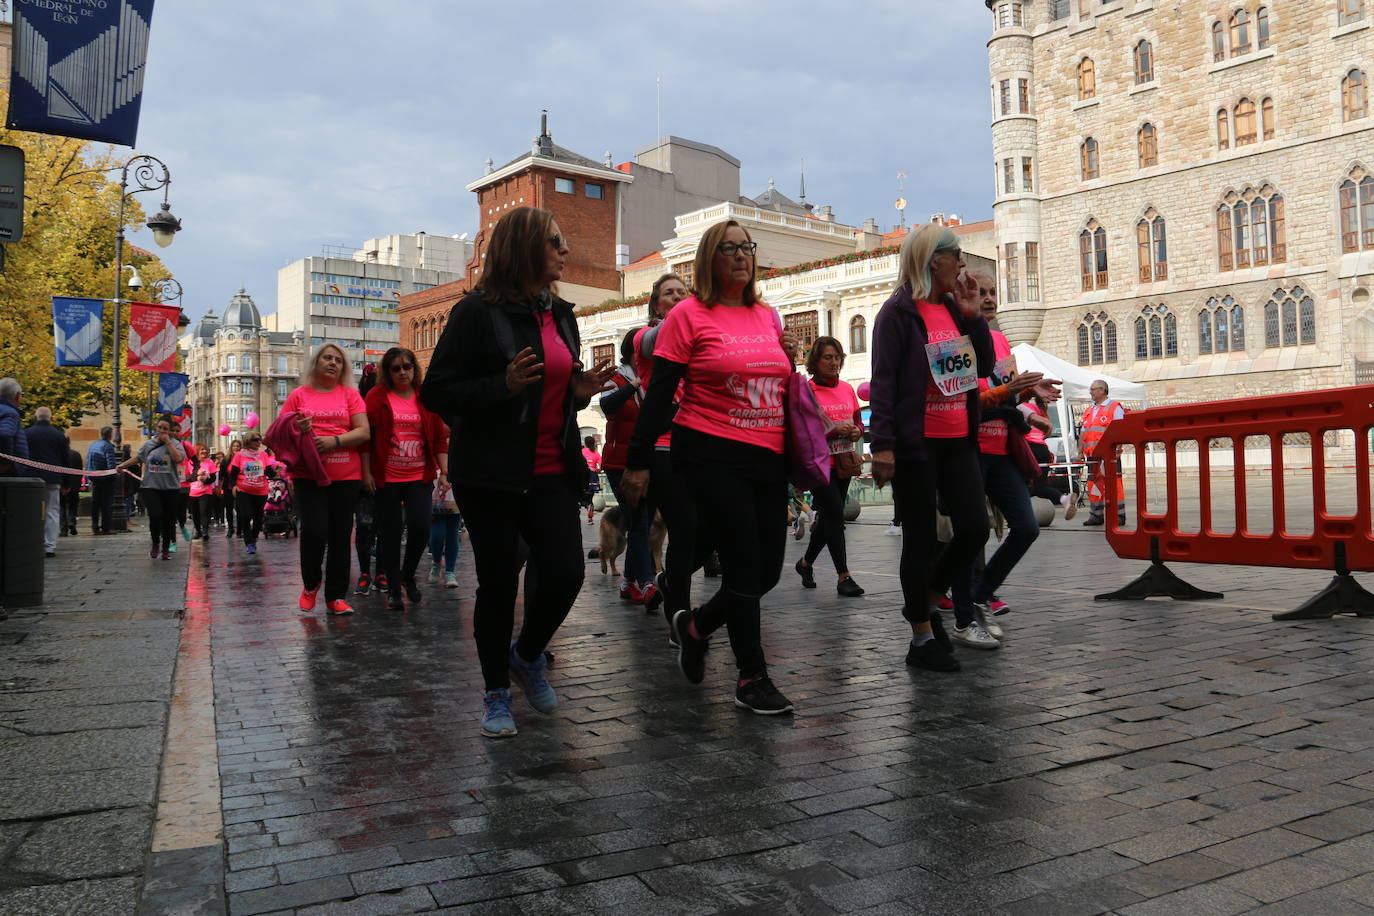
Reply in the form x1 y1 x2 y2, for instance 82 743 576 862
134 1 995 323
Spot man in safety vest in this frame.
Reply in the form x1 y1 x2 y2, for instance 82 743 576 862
1077 380 1126 527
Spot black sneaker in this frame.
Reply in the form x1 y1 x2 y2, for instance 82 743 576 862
735 675 794 715
795 559 816 589
672 609 708 684
403 577 421 602
1083 517 1104 527
929 611 953 653
837 576 865 597
354 574 372 595
905 638 961 672
385 589 404 611
376 574 390 592
644 571 666 613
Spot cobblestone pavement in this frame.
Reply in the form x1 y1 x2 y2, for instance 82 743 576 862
198 514 1374 915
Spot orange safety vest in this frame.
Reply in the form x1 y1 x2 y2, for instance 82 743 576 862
1080 400 1122 459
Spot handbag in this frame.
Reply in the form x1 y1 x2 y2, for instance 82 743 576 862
784 371 835 491
834 448 863 480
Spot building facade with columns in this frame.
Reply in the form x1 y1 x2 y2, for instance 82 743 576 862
987 0 1374 405
182 290 305 449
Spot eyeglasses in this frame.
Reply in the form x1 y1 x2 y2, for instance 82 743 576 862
390 363 414 372
718 242 757 256
548 234 566 249
937 248 963 261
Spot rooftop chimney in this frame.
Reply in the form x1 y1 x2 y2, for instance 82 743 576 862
863 217 879 233
534 109 553 156
930 213 945 226
819 205 834 222
948 214 962 227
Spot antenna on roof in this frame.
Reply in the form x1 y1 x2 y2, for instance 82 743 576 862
656 72 662 145
799 158 806 206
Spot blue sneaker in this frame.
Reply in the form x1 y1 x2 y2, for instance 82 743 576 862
508 642 557 713
245 543 257 555
168 541 177 554
180 524 191 542
481 689 517 738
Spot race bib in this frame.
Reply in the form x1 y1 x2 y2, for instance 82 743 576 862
925 336 977 396
992 354 1017 386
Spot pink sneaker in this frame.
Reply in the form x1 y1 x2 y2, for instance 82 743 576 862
299 586 320 612
936 594 954 612
987 597 1010 616
326 599 354 616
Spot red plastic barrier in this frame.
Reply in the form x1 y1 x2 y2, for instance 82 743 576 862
1094 385 1374 618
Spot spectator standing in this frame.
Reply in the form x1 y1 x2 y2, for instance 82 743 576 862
61 437 82 536
0 378 28 477
25 407 69 558
86 426 118 534
1079 380 1127 527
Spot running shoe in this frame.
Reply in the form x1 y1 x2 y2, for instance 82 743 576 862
644 572 667 612
735 675 794 715
638 581 657 610
161 549 171 561
974 604 1004 640
403 577 421 603
375 574 389 592
936 594 954 611
225 528 234 539
795 559 816 589
905 638 961 672
299 586 320 611
951 622 1000 650
929 611 953 653
149 544 159 559
987 597 1010 616
354 574 371 596
791 520 805 541
672 609 708 684
508 642 557 713
245 543 257 555
481 688 518 738
444 572 458 589
181 524 191 542
885 524 903 536
427 564 440 584
620 581 644 604
1083 517 1104 527
168 542 177 553
837 577 865 597
326 599 354 616
385 589 404 611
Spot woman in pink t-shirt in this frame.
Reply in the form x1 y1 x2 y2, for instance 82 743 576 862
281 343 371 615
226 431 272 553
362 346 449 610
419 207 613 739
621 220 799 716
793 337 866 598
188 444 216 542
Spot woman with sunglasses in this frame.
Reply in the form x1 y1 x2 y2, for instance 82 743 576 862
869 224 995 673
621 221 798 715
363 346 449 610
422 207 614 738
225 431 271 554
115 415 185 560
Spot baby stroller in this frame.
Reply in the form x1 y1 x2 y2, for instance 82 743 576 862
262 474 297 538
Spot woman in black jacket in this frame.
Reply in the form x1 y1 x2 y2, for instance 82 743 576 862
422 206 612 739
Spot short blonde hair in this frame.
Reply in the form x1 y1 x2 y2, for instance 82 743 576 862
897 224 960 301
304 343 355 388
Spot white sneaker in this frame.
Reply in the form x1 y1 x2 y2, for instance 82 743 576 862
886 524 903 537
951 623 1000 650
427 564 440 583
974 605 1004 640
444 572 458 588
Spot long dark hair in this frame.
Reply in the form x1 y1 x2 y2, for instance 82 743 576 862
379 347 424 391
475 206 557 303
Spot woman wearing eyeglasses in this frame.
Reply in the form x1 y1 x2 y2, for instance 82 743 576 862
422 207 614 738
869 224 995 673
363 346 449 610
621 221 798 715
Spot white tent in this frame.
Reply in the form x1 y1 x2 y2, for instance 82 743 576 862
1010 343 1148 456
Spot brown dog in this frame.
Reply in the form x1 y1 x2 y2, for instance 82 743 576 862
589 505 665 576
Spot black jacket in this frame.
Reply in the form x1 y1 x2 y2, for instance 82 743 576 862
24 420 69 485
421 288 590 494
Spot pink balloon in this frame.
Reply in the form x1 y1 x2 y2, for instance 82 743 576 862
244 412 260 429
857 381 871 401
218 424 231 436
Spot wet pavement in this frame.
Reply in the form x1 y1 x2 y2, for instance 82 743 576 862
6 508 1374 914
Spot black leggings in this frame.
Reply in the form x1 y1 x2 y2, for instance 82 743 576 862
140 488 179 550
376 480 431 588
804 470 852 574
650 449 714 621
687 464 786 679
1028 442 1064 502
175 488 189 528
223 488 236 532
236 491 267 545
890 438 990 625
456 477 584 692
295 479 361 601
190 495 213 535
355 491 375 577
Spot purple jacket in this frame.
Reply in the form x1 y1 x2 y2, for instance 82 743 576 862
264 410 332 486
869 284 995 460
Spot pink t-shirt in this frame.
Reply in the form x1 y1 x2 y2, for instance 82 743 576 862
654 297 792 454
917 299 969 439
810 378 862 464
1021 402 1048 445
977 331 1015 456
385 391 426 483
634 325 674 449
534 310 573 476
281 385 367 481
582 448 602 472
189 466 214 498
230 448 270 496
180 443 198 488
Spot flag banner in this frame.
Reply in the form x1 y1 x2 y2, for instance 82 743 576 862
52 295 104 367
156 372 188 414
126 300 178 372
7 0 157 146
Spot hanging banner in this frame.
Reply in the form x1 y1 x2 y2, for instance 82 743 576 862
52 295 104 367
126 300 178 372
156 372 188 414
7 0 157 147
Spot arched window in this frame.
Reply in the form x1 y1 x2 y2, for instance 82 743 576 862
1136 210 1167 281
1134 40 1154 84
1261 97 1275 140
1344 70 1367 122
1218 186 1285 270
1077 312 1117 365
1217 109 1231 150
1135 304 1178 359
1256 6 1270 49
1235 98 1257 145
1212 21 1227 61
1339 0 1366 27
1264 286 1315 347
1230 9 1251 56
1081 137 1099 180
1138 123 1158 167
1339 167 1374 253
1078 57 1096 100
1199 295 1245 355
1079 220 1109 290
226 355 237 371
849 315 867 354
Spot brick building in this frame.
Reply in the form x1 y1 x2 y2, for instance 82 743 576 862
987 0 1374 405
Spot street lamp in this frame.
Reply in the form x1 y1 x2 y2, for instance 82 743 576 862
109 154 182 531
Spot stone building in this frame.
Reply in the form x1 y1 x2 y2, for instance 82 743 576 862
987 0 1374 404
183 289 305 449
